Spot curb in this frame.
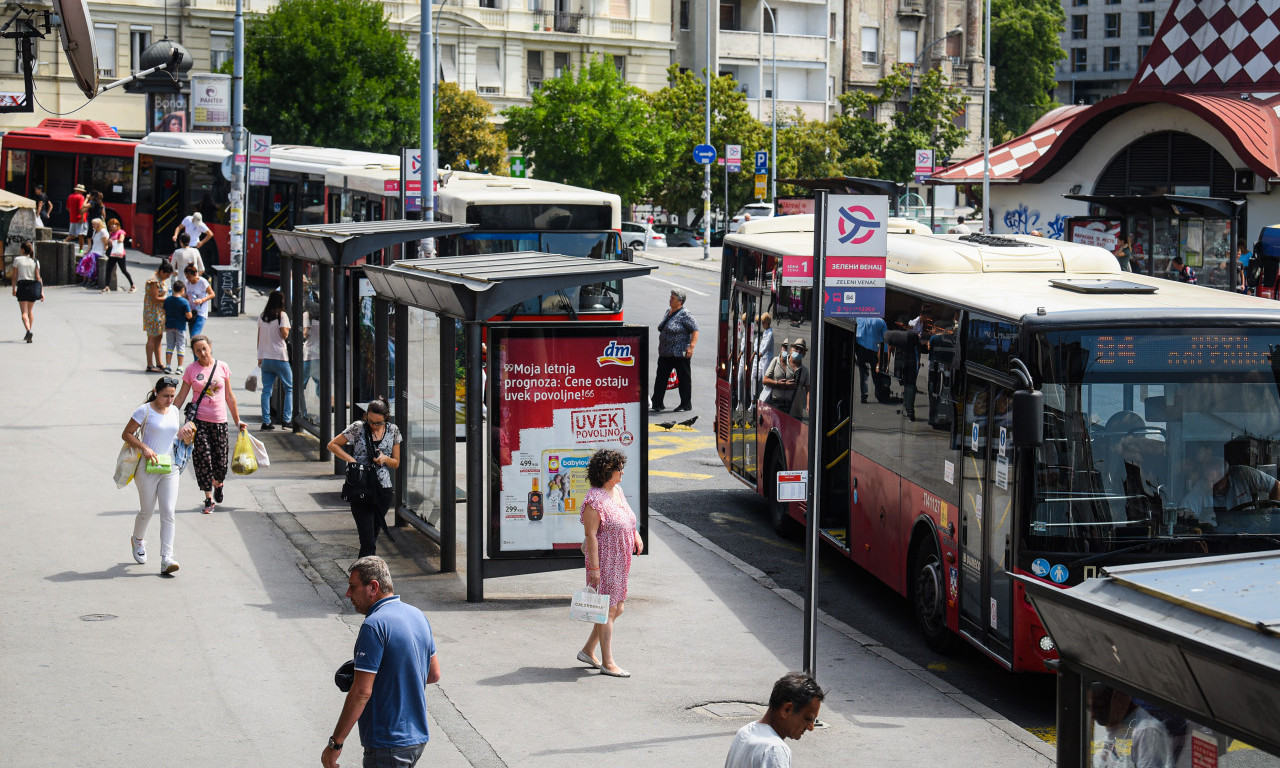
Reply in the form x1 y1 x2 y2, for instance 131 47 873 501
650 510 1057 761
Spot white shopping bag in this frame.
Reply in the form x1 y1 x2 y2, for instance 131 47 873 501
569 587 610 624
245 366 261 392
247 433 270 467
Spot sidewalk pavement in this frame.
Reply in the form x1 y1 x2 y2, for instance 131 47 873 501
635 245 722 274
3 249 1055 767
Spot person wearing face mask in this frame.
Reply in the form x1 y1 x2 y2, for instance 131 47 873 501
785 339 811 421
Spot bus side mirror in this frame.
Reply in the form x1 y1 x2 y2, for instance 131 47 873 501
1012 389 1043 447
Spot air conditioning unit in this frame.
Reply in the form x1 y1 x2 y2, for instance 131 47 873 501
1235 168 1262 193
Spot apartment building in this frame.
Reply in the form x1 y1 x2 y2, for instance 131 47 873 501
1055 0 1170 105
0 0 674 135
674 0 840 123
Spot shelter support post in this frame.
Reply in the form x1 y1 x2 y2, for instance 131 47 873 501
440 316 457 573
393 303 408 527
321 266 336 467
333 267 348 474
465 320 484 601
1056 665 1085 768
290 258 305 430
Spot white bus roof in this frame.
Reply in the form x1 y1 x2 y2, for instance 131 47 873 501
724 216 1280 321
324 163 400 196
437 171 621 208
271 145 396 176
135 131 229 163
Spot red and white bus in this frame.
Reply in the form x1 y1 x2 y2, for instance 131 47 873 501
0 119 138 234
719 214 1280 672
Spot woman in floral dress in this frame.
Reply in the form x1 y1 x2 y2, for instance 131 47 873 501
577 449 643 678
143 261 173 372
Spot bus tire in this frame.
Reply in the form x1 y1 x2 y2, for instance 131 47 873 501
912 536 953 653
767 451 798 537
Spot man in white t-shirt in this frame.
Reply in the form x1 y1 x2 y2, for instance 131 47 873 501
725 673 825 768
173 211 213 251
169 231 205 276
949 215 971 235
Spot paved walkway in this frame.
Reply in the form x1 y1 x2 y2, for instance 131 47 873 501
1 249 1055 767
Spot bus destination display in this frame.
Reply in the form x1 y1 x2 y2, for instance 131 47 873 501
1086 334 1278 371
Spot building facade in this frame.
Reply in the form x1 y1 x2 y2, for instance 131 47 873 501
1054 0 1171 105
0 0 674 136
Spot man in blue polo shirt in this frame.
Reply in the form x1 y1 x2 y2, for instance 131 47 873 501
323 556 441 768
855 316 888 404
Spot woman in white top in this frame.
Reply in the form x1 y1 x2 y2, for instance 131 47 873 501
121 376 184 574
11 240 42 343
256 290 293 430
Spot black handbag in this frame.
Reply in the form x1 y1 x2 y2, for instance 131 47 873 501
340 421 378 502
184 360 218 422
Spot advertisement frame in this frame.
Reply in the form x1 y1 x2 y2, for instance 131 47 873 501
487 323 649 560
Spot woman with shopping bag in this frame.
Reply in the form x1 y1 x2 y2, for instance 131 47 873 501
326 397 401 557
120 376 184 575
175 334 247 514
577 449 643 678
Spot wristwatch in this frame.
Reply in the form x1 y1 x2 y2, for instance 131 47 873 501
327 737 343 751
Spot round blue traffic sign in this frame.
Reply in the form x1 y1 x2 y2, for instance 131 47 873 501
693 143 717 165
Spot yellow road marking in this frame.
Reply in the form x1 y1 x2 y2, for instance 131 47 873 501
1027 727 1056 745
649 431 716 460
926 662 947 672
650 470 714 480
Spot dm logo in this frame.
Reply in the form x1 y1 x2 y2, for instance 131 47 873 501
252 137 270 153
835 205 880 245
596 340 635 367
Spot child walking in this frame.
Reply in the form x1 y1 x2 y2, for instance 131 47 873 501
163 280 193 373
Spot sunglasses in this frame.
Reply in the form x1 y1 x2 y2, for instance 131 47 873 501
367 417 386 426
159 377 179 388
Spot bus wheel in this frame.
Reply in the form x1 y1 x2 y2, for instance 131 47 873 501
912 538 952 652
767 452 797 537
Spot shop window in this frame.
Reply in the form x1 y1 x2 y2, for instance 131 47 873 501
1104 47 1120 72
1072 15 1087 40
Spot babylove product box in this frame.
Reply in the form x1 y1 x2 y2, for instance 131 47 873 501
542 449 593 519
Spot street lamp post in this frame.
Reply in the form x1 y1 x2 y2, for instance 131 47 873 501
762 0 777 206
702 0 712 260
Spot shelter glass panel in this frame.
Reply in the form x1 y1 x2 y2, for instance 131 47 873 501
404 307 444 529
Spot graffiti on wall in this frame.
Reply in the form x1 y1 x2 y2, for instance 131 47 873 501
1001 203 1069 240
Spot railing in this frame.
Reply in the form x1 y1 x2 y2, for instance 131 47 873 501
534 10 584 33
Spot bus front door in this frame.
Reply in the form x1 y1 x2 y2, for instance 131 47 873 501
152 167 184 257
958 379 1015 662
728 287 760 481
261 179 296 276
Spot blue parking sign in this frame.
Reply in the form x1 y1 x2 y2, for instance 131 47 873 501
755 151 768 175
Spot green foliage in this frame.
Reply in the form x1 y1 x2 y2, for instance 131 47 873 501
238 0 420 153
437 83 508 175
836 64 969 183
502 57 673 206
991 0 1066 139
775 109 845 197
647 65 769 221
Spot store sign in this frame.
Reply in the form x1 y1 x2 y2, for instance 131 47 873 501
489 326 648 558
191 74 231 128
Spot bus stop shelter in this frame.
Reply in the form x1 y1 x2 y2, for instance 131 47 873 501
270 220 475 461
1021 551 1280 767
361 252 656 599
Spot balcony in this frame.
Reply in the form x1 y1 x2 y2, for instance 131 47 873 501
534 10 585 33
750 98 829 122
719 30 828 63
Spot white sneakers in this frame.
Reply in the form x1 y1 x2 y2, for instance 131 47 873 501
161 558 180 575
131 536 147 564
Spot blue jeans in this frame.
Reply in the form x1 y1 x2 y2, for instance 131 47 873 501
188 314 207 338
260 358 293 426
363 743 426 768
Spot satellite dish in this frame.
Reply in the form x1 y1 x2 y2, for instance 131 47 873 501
50 0 98 98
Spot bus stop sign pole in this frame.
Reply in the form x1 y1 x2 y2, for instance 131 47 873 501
803 190 828 676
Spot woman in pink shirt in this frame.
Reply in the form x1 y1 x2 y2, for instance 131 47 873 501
175 334 247 514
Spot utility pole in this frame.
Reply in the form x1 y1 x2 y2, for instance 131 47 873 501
231 0 245 313
702 0 712 260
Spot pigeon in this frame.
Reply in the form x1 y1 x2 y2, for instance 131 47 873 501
677 415 698 428
655 421 677 430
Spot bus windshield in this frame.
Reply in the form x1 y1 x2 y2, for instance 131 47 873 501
1029 329 1280 554
447 231 622 316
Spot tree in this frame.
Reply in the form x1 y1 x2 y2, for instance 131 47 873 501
647 65 768 222
237 0 419 153
774 109 845 197
502 57 673 206
437 83 508 174
991 0 1066 139
836 64 969 183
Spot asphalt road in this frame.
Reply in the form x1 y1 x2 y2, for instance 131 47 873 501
628 250 1058 743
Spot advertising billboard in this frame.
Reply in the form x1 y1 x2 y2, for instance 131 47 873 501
489 325 648 559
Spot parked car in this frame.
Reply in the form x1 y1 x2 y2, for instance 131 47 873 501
728 203 774 233
621 221 668 250
651 223 701 247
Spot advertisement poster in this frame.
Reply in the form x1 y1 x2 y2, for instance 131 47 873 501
1068 219 1121 252
489 325 647 558
191 74 231 128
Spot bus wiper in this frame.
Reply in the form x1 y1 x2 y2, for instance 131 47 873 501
555 290 577 320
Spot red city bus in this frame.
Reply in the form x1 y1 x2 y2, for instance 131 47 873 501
719 214 1280 672
0 119 138 234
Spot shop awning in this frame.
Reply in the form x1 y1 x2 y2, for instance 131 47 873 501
1064 193 1245 219
1021 552 1280 756
362 251 656 321
269 220 476 267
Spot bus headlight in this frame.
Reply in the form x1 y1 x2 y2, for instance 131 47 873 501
1038 634 1056 653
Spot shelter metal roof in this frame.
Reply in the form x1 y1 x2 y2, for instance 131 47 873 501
362 251 657 321
1064 193 1245 219
269 220 476 267
1021 551 1280 756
